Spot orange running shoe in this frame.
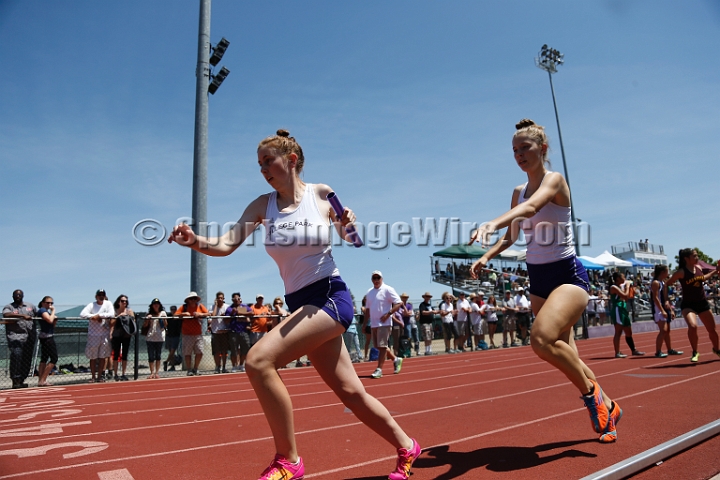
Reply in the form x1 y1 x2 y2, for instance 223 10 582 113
581 379 609 434
599 401 623 443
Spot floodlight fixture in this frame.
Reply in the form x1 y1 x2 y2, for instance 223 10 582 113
208 66 230 94
535 44 564 74
209 37 230 66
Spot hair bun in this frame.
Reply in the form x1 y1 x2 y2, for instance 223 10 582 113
276 129 290 138
516 118 536 130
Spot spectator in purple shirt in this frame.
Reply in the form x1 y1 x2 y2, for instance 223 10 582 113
399 293 418 356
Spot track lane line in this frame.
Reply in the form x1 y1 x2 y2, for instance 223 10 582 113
3 368 716 480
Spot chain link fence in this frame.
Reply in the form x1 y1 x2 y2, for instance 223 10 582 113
0 312 381 390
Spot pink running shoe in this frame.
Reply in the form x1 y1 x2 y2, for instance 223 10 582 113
258 454 304 480
388 438 421 480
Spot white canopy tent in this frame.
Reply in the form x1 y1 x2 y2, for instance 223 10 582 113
501 249 526 261
583 250 632 268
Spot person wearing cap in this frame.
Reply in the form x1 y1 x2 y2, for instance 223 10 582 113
439 292 458 353
366 271 405 377
168 131 419 480
80 289 115 382
209 291 231 374
249 294 272 346
164 305 182 371
144 298 166 379
501 290 518 347
469 292 488 350
175 292 209 376
399 293 418 357
455 292 472 353
514 287 532 346
225 293 252 372
2 289 38 388
418 292 439 355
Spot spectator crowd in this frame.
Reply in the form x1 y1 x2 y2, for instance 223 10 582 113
3 267 719 389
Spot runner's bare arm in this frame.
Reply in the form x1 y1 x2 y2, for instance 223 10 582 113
168 195 268 256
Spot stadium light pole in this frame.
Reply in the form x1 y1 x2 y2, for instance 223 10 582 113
535 44 580 255
191 0 230 303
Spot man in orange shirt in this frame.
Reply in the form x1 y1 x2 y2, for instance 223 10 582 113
249 294 271 346
176 292 209 375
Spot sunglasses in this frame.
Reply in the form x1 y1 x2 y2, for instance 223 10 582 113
45 301 54 305
371 276 381 280
120 299 128 303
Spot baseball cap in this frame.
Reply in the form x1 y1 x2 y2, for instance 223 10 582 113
371 270 382 278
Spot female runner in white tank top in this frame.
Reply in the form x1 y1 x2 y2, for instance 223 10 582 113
169 130 418 480
468 119 621 443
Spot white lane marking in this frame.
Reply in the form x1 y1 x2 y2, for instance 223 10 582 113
0 387 67 398
0 410 84 424
0 339 711 446
0 441 107 460
97 468 135 480
2 337 651 426
0 400 76 413
305 369 720 478
1 369 717 479
0 421 91 437
20 335 631 407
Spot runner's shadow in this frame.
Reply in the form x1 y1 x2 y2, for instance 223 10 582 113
646 360 717 369
413 439 597 479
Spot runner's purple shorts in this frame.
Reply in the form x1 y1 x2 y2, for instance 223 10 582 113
285 276 354 330
527 256 590 299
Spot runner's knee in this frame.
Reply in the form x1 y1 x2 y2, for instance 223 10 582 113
244 348 273 376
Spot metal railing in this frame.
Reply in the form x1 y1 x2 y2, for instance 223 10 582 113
611 242 665 255
0 314 372 389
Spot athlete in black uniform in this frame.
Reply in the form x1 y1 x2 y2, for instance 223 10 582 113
666 249 719 362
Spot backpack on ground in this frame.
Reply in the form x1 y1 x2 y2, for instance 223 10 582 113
398 336 412 358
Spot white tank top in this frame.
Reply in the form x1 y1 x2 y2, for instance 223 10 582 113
264 183 339 294
517 173 575 264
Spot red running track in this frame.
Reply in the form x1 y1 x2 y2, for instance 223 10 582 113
0 329 719 480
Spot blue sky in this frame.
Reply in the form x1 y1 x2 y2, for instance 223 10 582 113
1 1 719 309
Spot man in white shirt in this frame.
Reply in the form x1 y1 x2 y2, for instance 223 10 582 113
514 287 532 346
454 292 472 353
208 291 231 374
469 292 488 350
80 289 115 382
586 288 598 326
365 271 404 378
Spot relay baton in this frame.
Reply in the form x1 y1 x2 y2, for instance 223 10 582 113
326 192 363 248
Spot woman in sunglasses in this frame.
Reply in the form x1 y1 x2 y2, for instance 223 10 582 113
111 295 135 381
37 296 58 386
